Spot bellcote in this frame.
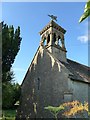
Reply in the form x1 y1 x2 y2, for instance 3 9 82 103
39 20 67 63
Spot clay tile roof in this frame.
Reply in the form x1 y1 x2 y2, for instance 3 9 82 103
39 20 66 35
61 59 90 84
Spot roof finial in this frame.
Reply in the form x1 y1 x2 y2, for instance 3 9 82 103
48 14 57 21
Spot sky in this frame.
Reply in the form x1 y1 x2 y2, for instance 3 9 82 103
2 2 89 84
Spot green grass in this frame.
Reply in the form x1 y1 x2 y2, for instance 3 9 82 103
1 109 16 120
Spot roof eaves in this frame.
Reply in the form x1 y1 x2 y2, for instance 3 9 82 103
69 75 90 84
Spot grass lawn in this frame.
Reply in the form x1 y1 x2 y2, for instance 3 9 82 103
2 109 16 120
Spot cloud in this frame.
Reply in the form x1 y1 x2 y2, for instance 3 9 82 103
77 20 90 43
13 68 26 72
78 34 88 43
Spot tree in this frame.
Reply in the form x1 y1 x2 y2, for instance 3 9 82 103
2 22 22 82
2 82 21 109
1 22 22 109
79 0 90 23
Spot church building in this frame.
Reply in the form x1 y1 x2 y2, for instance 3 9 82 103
16 19 90 119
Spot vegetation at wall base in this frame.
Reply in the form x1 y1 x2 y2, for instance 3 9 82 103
45 105 64 119
1 109 16 120
2 82 21 109
45 101 89 118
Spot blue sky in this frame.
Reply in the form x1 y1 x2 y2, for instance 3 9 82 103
2 2 89 84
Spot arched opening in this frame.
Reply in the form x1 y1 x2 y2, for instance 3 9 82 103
47 34 50 44
43 38 47 46
58 36 62 47
54 33 56 43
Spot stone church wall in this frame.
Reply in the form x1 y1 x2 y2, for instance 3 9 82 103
16 46 70 119
68 80 88 103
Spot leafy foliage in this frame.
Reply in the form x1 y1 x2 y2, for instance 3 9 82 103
2 109 16 120
45 105 64 119
2 82 21 109
62 101 88 118
2 21 22 82
2 21 22 109
45 101 89 118
79 0 90 23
